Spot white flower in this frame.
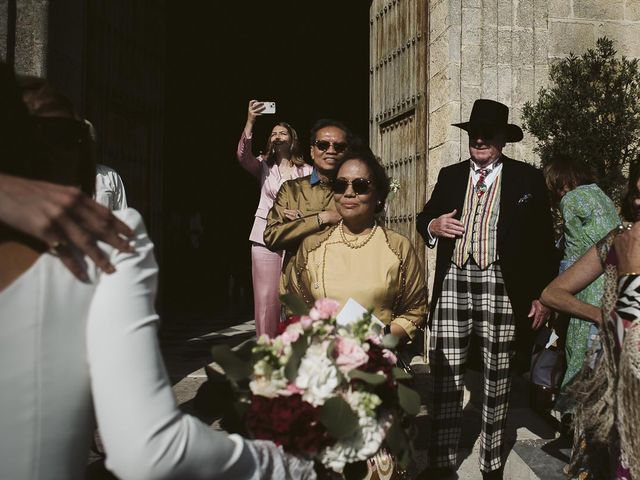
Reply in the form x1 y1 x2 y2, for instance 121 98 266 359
295 343 339 406
319 414 389 472
250 365 288 398
249 377 282 398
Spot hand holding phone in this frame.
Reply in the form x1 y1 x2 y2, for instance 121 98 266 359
260 101 276 114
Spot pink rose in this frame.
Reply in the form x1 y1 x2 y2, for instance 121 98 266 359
278 383 303 396
313 298 340 319
334 337 369 374
280 327 301 346
300 316 313 330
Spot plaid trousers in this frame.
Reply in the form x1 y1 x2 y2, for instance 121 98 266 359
428 260 516 473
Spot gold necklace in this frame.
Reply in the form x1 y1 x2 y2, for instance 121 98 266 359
339 220 377 249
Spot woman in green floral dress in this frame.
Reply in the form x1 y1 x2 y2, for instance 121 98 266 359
545 159 619 401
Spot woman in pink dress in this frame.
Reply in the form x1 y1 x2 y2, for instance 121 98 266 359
237 100 312 338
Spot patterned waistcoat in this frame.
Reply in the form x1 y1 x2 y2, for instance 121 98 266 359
452 171 502 269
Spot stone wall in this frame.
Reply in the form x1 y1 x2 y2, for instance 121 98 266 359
0 0 49 76
427 0 640 191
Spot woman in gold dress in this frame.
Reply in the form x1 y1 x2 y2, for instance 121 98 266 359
288 147 427 341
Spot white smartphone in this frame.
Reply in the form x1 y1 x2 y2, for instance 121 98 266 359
260 101 276 114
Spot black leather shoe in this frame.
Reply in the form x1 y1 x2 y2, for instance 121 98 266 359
481 466 504 480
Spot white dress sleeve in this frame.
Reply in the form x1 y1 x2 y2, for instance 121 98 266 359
86 208 257 480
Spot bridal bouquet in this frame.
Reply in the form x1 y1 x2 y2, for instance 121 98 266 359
210 296 420 477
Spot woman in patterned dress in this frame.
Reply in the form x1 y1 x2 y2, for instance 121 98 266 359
541 165 640 479
544 158 619 406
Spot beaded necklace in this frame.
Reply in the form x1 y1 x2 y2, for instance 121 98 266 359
338 220 378 249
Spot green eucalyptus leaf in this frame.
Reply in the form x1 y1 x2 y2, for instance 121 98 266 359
349 369 387 385
382 334 399 349
284 336 308 382
211 344 253 381
320 397 359 440
279 293 310 316
385 419 414 468
232 338 257 360
397 383 421 416
384 420 405 453
392 367 413 380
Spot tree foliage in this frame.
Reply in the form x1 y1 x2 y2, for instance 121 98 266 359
522 37 640 203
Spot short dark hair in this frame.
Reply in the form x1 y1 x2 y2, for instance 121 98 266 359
336 146 390 213
622 162 640 222
309 118 353 145
543 156 595 206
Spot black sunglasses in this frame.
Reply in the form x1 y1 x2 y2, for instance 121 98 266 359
313 140 348 153
332 178 373 195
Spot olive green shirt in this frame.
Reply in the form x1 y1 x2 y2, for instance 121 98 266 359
263 174 336 292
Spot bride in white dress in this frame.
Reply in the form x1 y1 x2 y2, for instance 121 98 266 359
0 68 315 479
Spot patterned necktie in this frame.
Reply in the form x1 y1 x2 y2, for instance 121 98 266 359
476 168 489 197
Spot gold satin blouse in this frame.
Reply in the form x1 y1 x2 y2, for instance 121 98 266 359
264 174 336 294
288 224 427 339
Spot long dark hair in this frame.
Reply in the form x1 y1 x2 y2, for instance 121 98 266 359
0 62 36 180
262 122 305 167
16 75 95 196
543 156 595 207
0 64 95 196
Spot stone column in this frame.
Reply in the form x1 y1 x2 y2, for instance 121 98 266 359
1 0 49 76
0 1 8 61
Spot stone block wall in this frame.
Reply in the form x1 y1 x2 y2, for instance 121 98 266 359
427 0 640 189
0 0 49 76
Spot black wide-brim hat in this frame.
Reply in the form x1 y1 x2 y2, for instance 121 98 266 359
452 99 523 143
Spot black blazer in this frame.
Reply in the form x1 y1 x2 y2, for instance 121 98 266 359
416 156 559 365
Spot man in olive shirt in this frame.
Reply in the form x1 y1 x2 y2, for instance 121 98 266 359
263 119 352 293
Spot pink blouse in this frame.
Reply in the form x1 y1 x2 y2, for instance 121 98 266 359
237 131 312 245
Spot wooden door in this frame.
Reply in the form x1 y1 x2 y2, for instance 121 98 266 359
369 0 428 265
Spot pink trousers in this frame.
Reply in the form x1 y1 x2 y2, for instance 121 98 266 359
251 243 283 338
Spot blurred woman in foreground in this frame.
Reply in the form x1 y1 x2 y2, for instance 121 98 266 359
0 67 313 479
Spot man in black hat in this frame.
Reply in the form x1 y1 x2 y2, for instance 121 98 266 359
416 99 558 479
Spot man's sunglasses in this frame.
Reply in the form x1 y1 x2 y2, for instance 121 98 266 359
332 178 373 195
313 140 348 153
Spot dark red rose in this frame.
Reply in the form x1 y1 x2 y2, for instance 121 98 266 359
361 340 394 377
245 394 332 455
276 315 302 335
350 341 396 401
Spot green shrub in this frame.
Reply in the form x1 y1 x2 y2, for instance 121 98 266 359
522 37 640 203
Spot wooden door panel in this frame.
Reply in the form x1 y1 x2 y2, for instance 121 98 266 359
370 0 427 265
